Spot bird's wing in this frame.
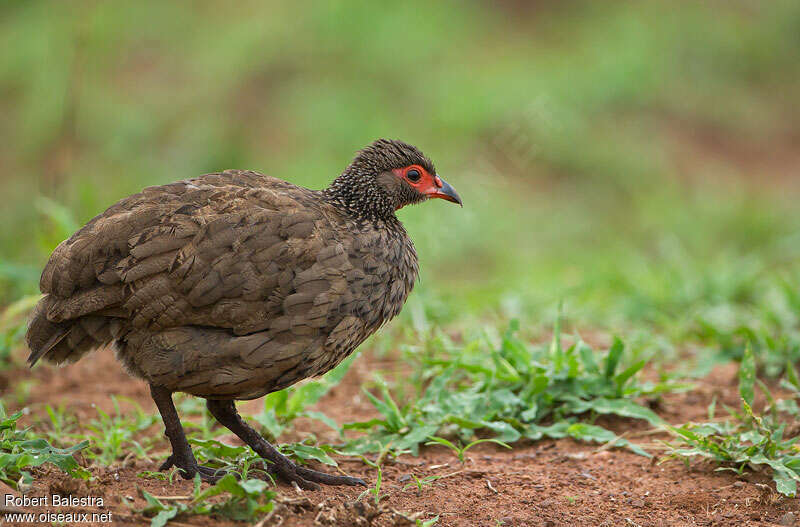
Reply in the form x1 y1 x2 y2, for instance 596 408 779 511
39 170 350 335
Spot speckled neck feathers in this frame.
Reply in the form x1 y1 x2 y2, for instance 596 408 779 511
324 139 436 222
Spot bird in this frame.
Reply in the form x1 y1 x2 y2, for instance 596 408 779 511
25 139 462 489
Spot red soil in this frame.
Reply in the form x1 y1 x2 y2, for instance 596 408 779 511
1 348 798 527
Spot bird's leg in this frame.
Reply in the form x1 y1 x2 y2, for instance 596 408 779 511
149 384 226 482
206 399 366 490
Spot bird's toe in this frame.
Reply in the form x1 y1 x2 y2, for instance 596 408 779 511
196 465 230 483
158 454 228 483
158 454 177 472
294 465 366 487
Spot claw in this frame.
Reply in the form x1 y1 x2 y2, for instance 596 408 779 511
158 455 176 472
204 398 367 490
258 460 365 489
295 465 366 487
196 465 229 482
158 454 228 483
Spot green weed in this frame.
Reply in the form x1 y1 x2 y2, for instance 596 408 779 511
82 397 159 465
424 436 511 464
357 457 388 506
188 435 338 476
136 470 169 481
664 347 800 496
41 404 78 443
403 474 441 493
343 320 685 458
0 403 90 489
251 353 356 441
135 473 275 526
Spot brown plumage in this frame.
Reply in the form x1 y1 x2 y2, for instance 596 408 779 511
26 139 461 488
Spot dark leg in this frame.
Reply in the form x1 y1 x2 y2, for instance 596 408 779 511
149 384 226 482
206 398 366 490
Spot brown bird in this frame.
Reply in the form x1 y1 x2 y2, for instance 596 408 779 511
25 139 461 489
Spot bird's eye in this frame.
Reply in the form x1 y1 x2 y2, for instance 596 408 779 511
406 168 421 182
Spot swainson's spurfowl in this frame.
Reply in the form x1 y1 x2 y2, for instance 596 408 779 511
26 139 461 489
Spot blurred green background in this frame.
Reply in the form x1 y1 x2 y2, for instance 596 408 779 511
2 0 799 372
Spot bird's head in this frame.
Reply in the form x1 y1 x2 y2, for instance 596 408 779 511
326 139 462 221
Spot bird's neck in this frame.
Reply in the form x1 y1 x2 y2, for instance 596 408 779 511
324 170 397 223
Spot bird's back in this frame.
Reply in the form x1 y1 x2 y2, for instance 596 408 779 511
27 169 418 398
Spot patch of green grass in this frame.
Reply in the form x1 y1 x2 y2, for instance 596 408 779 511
356 458 387 506
664 347 800 497
682 268 800 378
83 398 159 465
251 353 357 441
402 473 441 493
134 473 275 527
341 319 687 458
186 435 339 476
424 437 511 464
44 397 160 467
0 403 89 489
41 403 78 443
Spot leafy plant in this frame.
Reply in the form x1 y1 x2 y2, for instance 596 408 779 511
692 280 800 379
251 353 356 440
279 440 340 467
357 458 388 506
189 435 339 475
42 404 78 443
136 470 169 481
82 397 159 465
342 320 685 458
193 473 274 521
664 346 800 497
43 397 159 468
403 474 441 493
0 403 90 489
425 436 510 464
136 473 275 527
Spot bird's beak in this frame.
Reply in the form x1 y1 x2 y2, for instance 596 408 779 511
428 175 463 206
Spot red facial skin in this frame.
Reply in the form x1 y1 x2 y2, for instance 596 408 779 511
392 164 460 205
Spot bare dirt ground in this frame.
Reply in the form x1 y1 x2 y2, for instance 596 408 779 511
1 347 798 527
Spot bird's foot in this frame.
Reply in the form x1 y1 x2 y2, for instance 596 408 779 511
257 458 366 490
295 465 367 489
159 453 228 483
202 398 366 490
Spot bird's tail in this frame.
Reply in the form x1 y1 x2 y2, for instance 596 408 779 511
26 297 71 366
26 295 115 366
